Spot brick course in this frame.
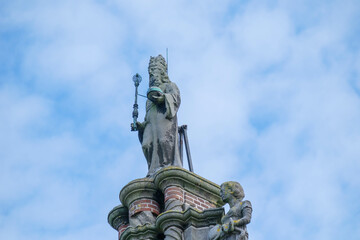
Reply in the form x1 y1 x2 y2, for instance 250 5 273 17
164 186 184 203
164 186 216 212
118 224 129 239
129 199 160 217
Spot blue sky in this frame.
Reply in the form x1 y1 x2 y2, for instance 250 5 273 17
1 0 360 239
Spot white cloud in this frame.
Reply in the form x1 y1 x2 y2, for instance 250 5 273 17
1 0 360 239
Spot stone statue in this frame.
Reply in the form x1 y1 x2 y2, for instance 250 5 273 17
136 55 182 177
208 181 252 240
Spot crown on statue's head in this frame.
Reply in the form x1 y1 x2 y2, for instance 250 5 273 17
148 54 168 73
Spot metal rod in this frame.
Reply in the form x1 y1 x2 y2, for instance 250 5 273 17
182 125 194 172
131 84 139 131
131 74 141 131
166 48 168 73
179 128 184 166
137 93 147 98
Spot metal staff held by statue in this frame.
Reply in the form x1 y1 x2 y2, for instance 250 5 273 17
131 73 142 131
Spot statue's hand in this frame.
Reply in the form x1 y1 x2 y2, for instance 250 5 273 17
221 219 235 233
149 92 165 104
136 121 145 131
222 223 231 233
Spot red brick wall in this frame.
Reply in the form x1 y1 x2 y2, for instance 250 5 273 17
129 199 160 217
118 224 129 239
184 192 216 211
164 186 184 203
164 186 216 212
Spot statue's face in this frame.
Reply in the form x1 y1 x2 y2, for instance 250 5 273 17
220 184 232 203
149 66 163 87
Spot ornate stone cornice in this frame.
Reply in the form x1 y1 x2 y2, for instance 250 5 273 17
111 167 227 239
156 207 224 232
153 167 224 207
120 224 158 240
108 204 129 230
119 178 158 207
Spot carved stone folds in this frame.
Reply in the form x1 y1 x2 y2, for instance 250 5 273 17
108 167 225 240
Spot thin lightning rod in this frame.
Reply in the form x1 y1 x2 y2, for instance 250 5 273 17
166 48 168 73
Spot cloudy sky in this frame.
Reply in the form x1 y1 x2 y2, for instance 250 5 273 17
1 0 360 239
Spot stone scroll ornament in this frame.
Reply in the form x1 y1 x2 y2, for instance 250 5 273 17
135 55 182 177
208 181 252 240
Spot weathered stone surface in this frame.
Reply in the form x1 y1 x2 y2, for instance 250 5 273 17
153 167 224 208
156 208 223 231
208 181 252 240
119 178 158 206
120 224 159 240
109 54 255 240
119 178 161 228
108 204 129 230
129 211 157 228
137 55 182 177
164 226 183 240
156 208 223 240
184 226 212 240
109 167 241 240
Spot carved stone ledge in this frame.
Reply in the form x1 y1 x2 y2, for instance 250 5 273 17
119 178 158 207
108 204 129 230
153 167 224 207
156 207 224 231
120 224 159 240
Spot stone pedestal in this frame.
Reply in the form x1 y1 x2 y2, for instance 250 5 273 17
108 167 225 240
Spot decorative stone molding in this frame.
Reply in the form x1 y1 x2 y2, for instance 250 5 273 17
154 167 224 208
120 224 159 240
156 207 224 231
119 177 161 228
108 205 129 239
109 167 226 240
108 205 129 230
119 178 158 207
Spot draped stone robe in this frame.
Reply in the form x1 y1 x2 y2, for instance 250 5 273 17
138 81 182 177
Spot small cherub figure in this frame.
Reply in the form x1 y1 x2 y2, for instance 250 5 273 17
208 181 252 240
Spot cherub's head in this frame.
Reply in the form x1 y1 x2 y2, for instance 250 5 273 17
220 181 245 203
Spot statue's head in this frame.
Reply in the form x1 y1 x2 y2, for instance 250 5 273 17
220 181 245 203
148 55 169 87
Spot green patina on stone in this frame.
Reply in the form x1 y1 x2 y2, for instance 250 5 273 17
107 204 128 230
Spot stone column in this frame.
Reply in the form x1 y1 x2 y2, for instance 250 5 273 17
119 178 160 239
108 205 129 240
128 199 160 226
